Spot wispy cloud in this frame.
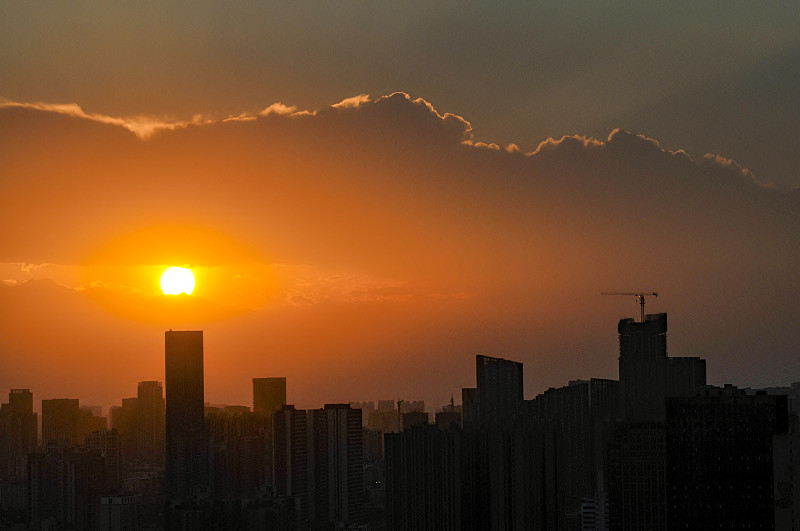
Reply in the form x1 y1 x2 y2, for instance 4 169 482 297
259 102 300 116
0 100 214 139
332 94 371 109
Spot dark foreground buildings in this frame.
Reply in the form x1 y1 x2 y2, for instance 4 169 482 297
273 403 365 529
666 387 789 529
385 312 796 530
4 314 799 530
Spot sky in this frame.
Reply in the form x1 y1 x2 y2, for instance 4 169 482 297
0 2 798 413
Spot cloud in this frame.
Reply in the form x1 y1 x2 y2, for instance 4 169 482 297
530 133 605 155
332 94 371 109
0 100 212 139
259 102 300 116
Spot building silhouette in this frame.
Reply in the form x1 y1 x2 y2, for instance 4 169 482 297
272 404 309 522
309 403 364 528
206 406 270 498
618 313 705 422
386 355 561 530
608 312 707 530
28 446 106 529
252 377 286 415
273 403 364 529
137 380 165 468
461 387 477 429
665 386 789 529
385 423 461 531
41 398 83 446
84 428 121 492
164 330 209 527
110 396 139 474
476 355 523 426
607 422 666 531
773 423 800 529
0 389 37 479
532 378 620 527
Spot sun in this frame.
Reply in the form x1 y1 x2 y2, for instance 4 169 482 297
160 266 195 295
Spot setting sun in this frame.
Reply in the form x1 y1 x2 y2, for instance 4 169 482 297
160 266 195 295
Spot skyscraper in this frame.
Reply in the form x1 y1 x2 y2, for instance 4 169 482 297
85 428 121 490
665 387 788 529
386 423 461 531
137 380 165 467
617 313 706 422
272 404 309 521
0 389 37 478
310 404 364 527
252 377 286 415
609 312 706 529
41 398 83 446
475 354 523 426
164 330 208 511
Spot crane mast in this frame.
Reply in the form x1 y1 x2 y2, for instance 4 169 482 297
601 291 658 322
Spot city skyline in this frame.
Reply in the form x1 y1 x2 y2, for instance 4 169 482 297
2 4 798 529
1 291 799 414
5 319 796 529
2 314 796 420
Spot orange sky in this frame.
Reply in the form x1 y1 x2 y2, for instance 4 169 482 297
1 94 798 412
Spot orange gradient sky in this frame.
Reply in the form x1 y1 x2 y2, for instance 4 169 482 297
1 93 798 413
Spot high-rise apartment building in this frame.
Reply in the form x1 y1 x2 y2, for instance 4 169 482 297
41 398 83 446
0 389 37 478
28 448 106 529
533 378 620 523
609 312 707 530
273 404 365 528
475 354 523 426
309 404 364 527
272 404 309 521
164 330 208 513
206 407 270 497
137 381 165 467
386 423 461 531
85 428 121 491
110 397 138 470
618 313 705 422
665 387 788 529
252 377 286 415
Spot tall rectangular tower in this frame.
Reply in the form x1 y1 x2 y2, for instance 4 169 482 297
311 404 364 527
272 405 309 521
0 389 38 479
137 380 165 467
164 330 208 504
41 398 82 446
252 377 287 415
475 354 523 426
618 313 706 421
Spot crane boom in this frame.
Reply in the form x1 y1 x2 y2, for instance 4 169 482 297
601 292 658 322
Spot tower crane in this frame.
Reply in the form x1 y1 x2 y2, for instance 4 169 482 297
601 292 658 322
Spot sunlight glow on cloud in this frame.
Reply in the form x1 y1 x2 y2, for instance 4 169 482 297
259 102 300 116
0 100 213 139
332 94 371 109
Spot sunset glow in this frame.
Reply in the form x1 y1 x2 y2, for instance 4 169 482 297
160 267 195 295
0 1 798 415
0 4 797 528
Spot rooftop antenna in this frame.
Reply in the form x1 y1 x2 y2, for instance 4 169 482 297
601 292 658 322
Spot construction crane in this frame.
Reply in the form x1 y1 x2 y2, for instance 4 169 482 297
601 292 658 322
